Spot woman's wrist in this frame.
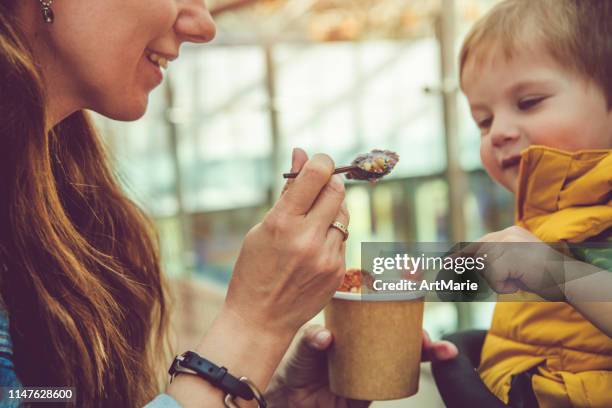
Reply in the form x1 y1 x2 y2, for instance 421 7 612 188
166 304 295 408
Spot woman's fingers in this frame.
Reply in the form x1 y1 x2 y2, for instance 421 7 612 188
278 150 348 246
304 324 333 350
276 154 335 216
281 148 309 196
292 147 309 171
282 325 331 389
306 173 345 225
324 200 350 248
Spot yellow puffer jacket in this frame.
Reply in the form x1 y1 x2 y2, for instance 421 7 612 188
478 146 612 408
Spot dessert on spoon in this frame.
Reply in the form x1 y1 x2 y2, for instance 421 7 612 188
283 149 399 182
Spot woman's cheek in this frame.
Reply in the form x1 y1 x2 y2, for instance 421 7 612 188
147 0 178 31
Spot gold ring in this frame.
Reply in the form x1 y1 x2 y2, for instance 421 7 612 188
330 221 349 241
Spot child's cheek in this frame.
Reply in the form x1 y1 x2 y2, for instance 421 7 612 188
480 142 503 183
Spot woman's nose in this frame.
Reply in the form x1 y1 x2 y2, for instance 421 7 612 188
175 0 216 44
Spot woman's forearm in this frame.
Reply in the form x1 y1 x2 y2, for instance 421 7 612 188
563 258 612 337
165 305 294 408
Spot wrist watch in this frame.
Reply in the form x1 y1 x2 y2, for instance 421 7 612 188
168 351 254 401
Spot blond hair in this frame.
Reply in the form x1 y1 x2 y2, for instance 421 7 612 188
459 0 612 107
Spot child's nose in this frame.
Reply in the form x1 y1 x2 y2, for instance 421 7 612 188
175 0 216 44
490 120 520 147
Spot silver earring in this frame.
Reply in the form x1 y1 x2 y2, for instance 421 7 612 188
39 0 54 24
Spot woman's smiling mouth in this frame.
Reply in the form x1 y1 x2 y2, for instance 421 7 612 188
146 51 169 69
145 49 178 70
142 50 177 86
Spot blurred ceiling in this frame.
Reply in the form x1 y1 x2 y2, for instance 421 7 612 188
207 0 444 44
205 0 495 45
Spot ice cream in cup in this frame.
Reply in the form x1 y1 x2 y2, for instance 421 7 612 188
325 268 425 401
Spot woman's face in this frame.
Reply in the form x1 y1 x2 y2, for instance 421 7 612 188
28 0 215 121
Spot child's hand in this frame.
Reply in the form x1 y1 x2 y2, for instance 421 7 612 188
421 330 458 362
465 226 567 300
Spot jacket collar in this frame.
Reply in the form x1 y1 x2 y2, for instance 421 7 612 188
515 145 612 224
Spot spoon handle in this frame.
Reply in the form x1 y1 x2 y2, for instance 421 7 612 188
283 165 357 179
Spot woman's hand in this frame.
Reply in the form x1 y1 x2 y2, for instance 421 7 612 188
265 325 458 408
168 150 349 408
224 148 350 341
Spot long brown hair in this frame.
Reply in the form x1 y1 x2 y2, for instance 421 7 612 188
0 2 170 406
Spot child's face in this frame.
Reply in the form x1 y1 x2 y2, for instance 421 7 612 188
462 45 612 193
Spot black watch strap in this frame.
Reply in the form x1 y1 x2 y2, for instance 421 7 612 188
169 351 254 400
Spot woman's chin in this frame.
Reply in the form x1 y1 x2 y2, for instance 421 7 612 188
94 95 149 122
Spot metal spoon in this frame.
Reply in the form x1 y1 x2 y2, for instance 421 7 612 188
283 149 399 181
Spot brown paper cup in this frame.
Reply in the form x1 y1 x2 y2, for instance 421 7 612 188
325 291 424 401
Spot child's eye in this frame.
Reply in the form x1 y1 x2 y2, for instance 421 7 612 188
477 117 492 131
517 97 546 111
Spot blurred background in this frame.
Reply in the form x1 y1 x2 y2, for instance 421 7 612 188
93 0 511 405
